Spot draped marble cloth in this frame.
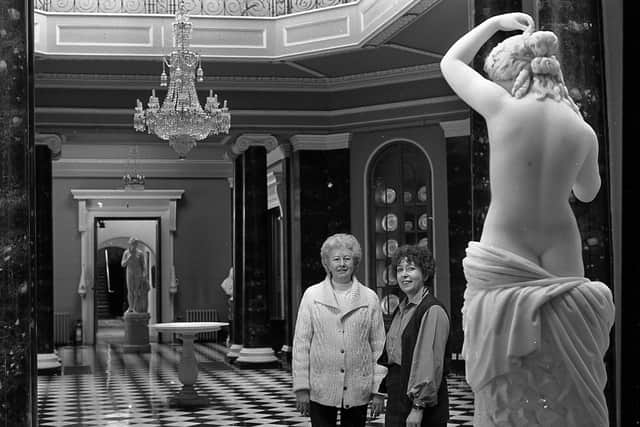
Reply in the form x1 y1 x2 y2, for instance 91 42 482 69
461 241 614 427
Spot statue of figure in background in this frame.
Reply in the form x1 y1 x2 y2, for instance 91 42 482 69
220 267 233 299
220 267 234 347
121 237 149 313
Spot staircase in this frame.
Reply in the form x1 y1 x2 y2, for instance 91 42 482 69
94 254 111 320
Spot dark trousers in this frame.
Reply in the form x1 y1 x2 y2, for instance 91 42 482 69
309 401 367 427
385 365 447 427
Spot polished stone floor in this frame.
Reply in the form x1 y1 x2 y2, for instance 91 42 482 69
37 341 474 426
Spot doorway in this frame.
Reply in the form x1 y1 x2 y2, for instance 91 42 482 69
94 218 160 345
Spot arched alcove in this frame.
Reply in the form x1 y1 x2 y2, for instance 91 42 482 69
366 140 435 324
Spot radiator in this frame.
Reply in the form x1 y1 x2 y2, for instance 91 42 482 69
185 308 219 342
53 312 72 345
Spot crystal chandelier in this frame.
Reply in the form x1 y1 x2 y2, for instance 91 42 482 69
133 0 230 158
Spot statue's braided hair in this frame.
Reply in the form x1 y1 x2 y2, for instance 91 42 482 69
484 30 581 115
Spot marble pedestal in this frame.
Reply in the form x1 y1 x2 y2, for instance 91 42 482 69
149 322 228 408
123 311 151 353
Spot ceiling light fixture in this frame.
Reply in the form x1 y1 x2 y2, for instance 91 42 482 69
133 0 230 158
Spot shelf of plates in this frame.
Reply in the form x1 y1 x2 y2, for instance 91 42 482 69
368 142 433 322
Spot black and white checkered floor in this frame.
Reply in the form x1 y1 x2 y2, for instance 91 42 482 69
38 342 474 426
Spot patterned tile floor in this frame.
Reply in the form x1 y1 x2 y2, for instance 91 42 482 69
38 342 474 426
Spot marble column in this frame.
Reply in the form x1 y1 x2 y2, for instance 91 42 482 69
34 134 61 355
233 134 279 367
440 121 472 361
227 155 243 361
0 0 37 424
290 134 351 292
536 2 615 423
35 145 53 354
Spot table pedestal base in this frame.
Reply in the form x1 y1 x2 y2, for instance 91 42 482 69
168 385 209 408
149 322 229 409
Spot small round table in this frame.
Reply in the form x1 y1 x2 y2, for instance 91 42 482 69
149 321 228 407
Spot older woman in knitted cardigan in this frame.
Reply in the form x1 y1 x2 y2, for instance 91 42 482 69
292 233 387 427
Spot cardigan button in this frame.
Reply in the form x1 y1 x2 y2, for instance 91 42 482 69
340 368 344 373
340 349 344 353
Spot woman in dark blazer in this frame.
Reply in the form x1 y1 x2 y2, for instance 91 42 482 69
372 244 451 427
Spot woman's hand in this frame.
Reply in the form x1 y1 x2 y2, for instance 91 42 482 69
295 390 310 417
370 394 385 419
493 12 535 33
405 407 423 427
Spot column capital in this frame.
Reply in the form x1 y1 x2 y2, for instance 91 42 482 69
267 142 292 166
439 119 470 138
35 133 64 159
290 133 351 151
231 133 279 155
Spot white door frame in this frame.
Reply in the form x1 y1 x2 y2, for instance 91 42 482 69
71 189 183 344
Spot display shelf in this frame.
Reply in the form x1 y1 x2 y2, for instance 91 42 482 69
368 142 434 321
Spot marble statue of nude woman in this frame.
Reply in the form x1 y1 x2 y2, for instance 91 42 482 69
121 236 149 314
440 12 614 427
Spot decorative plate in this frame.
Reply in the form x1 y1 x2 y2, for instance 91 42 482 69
375 187 396 204
404 191 413 203
385 188 397 204
417 185 428 202
404 220 414 232
382 239 399 257
418 214 429 230
382 265 398 285
381 294 400 315
418 237 430 247
381 213 398 232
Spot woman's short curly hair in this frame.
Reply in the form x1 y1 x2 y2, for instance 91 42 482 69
320 233 362 275
390 244 435 287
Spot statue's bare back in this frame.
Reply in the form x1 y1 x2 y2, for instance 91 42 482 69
439 13 601 278
480 94 599 276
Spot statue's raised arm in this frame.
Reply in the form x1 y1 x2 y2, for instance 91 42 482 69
440 12 534 118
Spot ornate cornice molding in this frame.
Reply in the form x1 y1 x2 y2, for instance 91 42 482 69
36 96 468 132
34 64 442 92
35 132 64 159
231 134 279 155
53 158 232 178
290 133 351 151
71 188 185 201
